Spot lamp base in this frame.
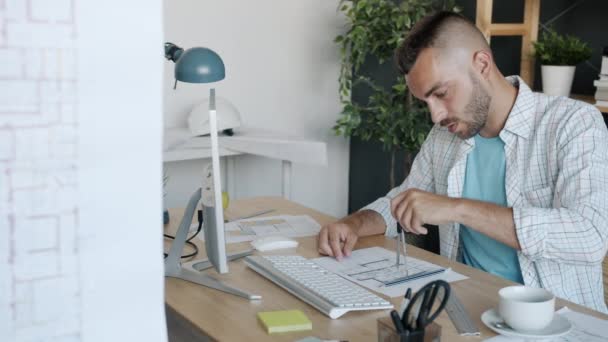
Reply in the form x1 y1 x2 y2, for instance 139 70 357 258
186 249 254 272
165 258 260 300
164 188 260 300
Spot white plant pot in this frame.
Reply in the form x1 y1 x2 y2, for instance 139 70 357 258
541 65 576 96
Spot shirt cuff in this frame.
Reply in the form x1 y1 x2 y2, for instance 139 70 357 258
512 206 546 260
361 196 397 237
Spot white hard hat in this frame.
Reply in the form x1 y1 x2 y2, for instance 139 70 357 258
188 96 242 136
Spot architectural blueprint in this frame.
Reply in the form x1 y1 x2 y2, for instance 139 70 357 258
313 247 468 297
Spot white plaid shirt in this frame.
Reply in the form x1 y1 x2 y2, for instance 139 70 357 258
364 76 608 313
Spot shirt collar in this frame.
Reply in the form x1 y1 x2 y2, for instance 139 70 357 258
501 75 535 140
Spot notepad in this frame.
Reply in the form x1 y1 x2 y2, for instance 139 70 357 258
257 309 312 334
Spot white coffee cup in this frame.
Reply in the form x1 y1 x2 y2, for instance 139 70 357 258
498 286 555 332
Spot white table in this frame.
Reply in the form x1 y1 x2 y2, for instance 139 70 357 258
163 127 327 200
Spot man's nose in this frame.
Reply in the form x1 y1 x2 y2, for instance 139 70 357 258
428 100 447 124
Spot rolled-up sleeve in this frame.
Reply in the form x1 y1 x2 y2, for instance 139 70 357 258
514 107 608 265
362 126 438 237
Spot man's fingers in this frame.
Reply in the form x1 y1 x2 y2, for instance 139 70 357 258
408 213 421 234
412 217 428 235
317 221 359 261
410 216 427 235
393 197 404 222
343 233 358 257
402 205 414 233
317 227 333 256
408 211 420 234
394 196 412 233
390 192 407 218
329 231 344 260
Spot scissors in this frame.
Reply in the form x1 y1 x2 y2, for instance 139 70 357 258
402 280 450 334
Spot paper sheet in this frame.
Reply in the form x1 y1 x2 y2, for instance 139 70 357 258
483 307 608 342
197 215 321 244
313 247 468 297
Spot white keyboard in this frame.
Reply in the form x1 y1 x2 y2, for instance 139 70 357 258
245 255 393 319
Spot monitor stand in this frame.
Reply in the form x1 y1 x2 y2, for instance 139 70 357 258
164 188 261 300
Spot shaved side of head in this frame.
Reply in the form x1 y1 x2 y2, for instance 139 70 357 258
395 11 491 75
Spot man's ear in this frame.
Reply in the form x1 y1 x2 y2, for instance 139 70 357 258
472 50 492 80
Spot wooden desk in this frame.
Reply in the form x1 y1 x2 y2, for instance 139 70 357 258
165 197 608 341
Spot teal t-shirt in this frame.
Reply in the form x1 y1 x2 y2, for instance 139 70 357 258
460 135 523 284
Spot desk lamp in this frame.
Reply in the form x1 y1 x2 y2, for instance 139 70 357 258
164 42 259 300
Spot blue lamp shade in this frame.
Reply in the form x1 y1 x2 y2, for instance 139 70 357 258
175 47 225 84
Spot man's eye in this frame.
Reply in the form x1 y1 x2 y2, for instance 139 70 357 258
436 91 447 98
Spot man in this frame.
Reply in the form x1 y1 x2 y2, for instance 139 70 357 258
318 11 608 313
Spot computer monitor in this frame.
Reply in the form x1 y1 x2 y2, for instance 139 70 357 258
164 156 259 299
200 163 228 273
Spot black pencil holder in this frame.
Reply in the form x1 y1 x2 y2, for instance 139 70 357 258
377 316 441 342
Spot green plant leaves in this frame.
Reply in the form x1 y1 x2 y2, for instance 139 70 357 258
334 0 456 152
532 29 592 66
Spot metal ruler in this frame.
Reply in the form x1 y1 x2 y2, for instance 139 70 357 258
445 293 480 336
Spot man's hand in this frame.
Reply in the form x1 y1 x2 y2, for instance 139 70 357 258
391 189 456 235
316 210 386 261
317 222 358 261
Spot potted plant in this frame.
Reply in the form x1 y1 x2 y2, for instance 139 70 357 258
533 29 592 96
333 0 458 188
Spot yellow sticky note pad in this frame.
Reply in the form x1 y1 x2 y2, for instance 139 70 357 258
257 309 312 334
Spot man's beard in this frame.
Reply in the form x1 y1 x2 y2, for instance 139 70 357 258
444 73 491 139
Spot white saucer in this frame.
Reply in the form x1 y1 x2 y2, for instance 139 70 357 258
481 308 572 339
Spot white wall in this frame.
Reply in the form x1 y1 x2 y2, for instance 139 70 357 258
78 1 167 342
0 1 166 341
163 0 349 218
